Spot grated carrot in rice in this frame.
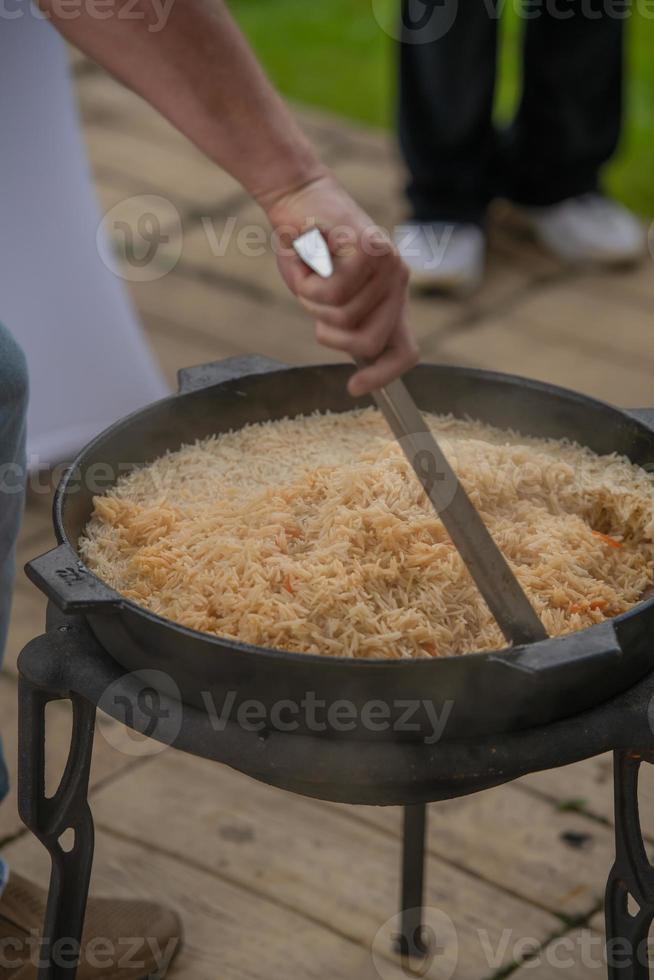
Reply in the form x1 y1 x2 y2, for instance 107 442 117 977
79 409 654 659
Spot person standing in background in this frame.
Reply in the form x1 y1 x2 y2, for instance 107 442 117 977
394 0 645 293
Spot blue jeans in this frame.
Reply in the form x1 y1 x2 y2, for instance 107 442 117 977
0 323 28 804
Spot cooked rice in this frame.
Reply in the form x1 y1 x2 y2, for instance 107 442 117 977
79 408 654 659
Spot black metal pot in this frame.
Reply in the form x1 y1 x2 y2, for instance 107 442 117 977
25 355 654 743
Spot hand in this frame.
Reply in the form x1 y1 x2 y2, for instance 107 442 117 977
261 173 419 396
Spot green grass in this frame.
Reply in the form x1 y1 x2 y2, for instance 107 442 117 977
230 0 654 215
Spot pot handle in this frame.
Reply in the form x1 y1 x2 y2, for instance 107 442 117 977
629 408 654 430
489 620 623 674
25 543 122 613
177 354 286 394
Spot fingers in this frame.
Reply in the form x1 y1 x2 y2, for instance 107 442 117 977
299 272 389 334
300 248 417 392
296 249 378 306
273 196 416 392
314 283 406 362
301 249 409 354
348 325 419 396
294 224 397 308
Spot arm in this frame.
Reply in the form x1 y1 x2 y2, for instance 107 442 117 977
39 0 417 394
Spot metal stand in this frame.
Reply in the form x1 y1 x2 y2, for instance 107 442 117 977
16 614 654 980
397 804 429 961
605 750 654 979
18 676 96 980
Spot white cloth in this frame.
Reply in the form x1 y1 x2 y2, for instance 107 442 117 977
0 11 168 469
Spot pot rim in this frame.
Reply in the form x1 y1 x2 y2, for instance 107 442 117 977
50 360 654 669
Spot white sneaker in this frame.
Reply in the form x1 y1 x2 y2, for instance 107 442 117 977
394 222 485 294
518 194 646 266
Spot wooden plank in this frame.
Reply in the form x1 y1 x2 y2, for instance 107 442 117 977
520 756 654 844
342 782 615 918
96 179 185 244
14 524 56 590
67 45 93 74
327 156 404 232
75 70 202 153
5 478 57 677
129 270 287 339
180 212 460 344
24 476 57 521
424 310 654 406
409 292 463 346
505 280 654 369
89 751 559 978
404 202 568 336
3 828 406 980
487 202 566 280
510 929 607 980
140 316 236 390
409 246 548 343
4 584 48 679
83 125 241 213
181 202 291 302
131 272 346 366
291 102 386 160
75 67 347 162
589 910 606 934
301 111 398 164
575 261 654 316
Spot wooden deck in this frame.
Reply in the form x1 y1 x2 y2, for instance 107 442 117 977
3 53 654 979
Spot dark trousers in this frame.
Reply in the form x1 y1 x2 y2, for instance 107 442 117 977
398 0 625 224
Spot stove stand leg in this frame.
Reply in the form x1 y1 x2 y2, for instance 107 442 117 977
18 676 97 980
396 803 429 961
605 750 654 980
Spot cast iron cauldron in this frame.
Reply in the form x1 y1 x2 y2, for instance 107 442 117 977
26 355 654 741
